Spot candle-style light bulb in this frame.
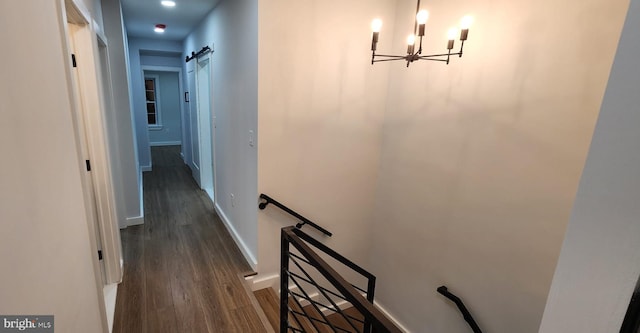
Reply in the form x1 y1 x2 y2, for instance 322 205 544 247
460 15 474 29
447 28 457 50
460 15 473 40
416 10 429 36
371 19 383 33
416 10 429 24
371 19 382 51
407 34 416 54
448 28 459 40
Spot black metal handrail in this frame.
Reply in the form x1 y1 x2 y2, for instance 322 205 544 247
259 193 332 237
437 286 483 333
281 226 402 333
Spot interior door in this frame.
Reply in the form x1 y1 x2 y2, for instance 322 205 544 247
67 23 105 282
187 64 200 186
196 56 214 201
66 16 122 286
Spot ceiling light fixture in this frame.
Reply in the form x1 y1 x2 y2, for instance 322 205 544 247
370 0 472 67
154 24 166 33
161 1 176 7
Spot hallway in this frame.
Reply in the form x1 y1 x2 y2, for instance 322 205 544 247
112 146 266 332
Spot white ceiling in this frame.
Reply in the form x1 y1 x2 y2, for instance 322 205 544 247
121 0 220 41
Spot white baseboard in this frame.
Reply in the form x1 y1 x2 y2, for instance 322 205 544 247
373 300 412 332
254 275 410 331
214 203 257 270
249 275 410 331
293 291 351 314
247 274 279 291
150 140 181 147
296 292 411 331
125 215 144 227
141 165 152 172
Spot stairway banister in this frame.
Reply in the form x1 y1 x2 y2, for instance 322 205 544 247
282 226 403 333
259 193 332 237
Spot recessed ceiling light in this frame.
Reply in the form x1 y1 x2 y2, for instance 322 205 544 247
154 24 166 33
161 0 176 7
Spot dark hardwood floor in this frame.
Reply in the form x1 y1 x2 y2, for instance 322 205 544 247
112 146 266 333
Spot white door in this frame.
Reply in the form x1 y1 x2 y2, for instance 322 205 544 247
196 56 214 202
187 66 201 185
66 18 122 285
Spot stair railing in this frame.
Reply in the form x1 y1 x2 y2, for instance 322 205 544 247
437 286 483 333
259 193 333 237
261 194 484 333
281 226 402 333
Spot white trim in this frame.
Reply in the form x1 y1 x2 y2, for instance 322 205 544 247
125 215 144 227
103 283 117 333
143 74 162 127
92 19 106 43
150 140 181 146
293 291 351 314
373 300 412 333
141 165 152 172
247 274 280 291
138 169 144 218
214 202 257 270
67 0 91 23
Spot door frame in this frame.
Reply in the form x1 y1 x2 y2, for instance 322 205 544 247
140 65 186 151
62 0 114 331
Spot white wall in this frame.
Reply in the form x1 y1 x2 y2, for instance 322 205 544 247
539 0 640 331
140 54 182 68
127 37 183 170
257 0 394 281
101 0 142 227
0 1 105 331
183 0 259 267
368 0 629 331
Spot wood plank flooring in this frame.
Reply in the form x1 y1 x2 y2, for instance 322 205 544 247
112 146 266 333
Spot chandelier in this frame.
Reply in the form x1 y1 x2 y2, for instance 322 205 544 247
370 0 472 67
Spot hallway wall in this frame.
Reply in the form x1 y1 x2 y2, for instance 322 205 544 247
368 0 629 331
101 0 142 227
0 0 106 331
183 0 259 267
539 0 640 330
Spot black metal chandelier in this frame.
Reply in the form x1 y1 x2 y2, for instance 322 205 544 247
370 0 472 67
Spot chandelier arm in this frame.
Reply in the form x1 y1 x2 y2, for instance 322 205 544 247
373 54 409 59
418 52 462 58
417 58 449 62
459 40 466 57
373 58 410 63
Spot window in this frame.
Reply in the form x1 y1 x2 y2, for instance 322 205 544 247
145 76 161 128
